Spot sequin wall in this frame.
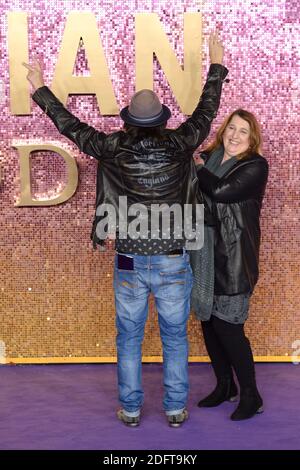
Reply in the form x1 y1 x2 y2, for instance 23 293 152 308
0 0 299 362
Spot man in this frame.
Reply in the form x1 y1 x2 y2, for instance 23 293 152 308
23 31 227 427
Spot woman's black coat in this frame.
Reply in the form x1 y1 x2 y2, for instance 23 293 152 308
197 152 269 295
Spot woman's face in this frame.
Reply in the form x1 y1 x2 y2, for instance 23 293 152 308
223 115 251 157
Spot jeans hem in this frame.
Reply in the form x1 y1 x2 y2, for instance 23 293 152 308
121 409 141 418
165 408 185 416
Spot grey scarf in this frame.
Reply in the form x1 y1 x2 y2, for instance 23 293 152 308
189 147 237 320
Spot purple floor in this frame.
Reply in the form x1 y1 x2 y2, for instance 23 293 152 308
0 363 299 450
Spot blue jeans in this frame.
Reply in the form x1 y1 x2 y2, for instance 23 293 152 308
113 251 193 415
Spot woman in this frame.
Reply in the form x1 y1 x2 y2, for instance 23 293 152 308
190 109 269 421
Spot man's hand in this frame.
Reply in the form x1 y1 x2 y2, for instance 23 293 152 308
22 59 45 91
209 31 224 65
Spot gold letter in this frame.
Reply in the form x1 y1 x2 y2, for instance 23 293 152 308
14 144 78 206
52 11 118 115
136 13 202 115
8 12 30 115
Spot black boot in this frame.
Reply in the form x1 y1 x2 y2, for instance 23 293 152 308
198 375 238 408
230 387 263 420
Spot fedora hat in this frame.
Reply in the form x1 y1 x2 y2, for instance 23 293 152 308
120 89 171 127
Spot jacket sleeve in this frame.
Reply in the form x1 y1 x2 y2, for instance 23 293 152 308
175 64 228 150
197 159 269 203
32 86 107 160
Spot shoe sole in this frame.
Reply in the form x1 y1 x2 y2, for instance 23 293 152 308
118 419 140 427
229 395 239 402
117 411 140 427
231 406 264 421
198 395 238 407
168 411 189 428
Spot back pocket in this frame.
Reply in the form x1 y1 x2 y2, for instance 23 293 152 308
114 269 138 298
159 268 188 300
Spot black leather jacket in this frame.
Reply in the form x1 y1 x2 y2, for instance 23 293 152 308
32 64 228 247
197 152 269 294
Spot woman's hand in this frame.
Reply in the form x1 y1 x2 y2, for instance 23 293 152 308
194 155 205 166
22 59 45 91
209 31 224 65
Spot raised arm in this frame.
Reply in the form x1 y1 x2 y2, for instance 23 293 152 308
23 60 107 160
176 31 228 150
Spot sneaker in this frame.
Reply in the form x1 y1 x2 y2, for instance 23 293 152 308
167 409 188 428
117 409 140 427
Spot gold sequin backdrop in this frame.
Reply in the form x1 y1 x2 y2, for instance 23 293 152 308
0 1 299 363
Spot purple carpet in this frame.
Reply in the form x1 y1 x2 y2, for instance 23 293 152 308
0 363 298 450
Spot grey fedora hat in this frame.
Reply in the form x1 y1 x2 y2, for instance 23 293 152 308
120 89 171 127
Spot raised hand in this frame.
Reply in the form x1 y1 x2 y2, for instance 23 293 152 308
22 59 45 91
209 31 224 65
